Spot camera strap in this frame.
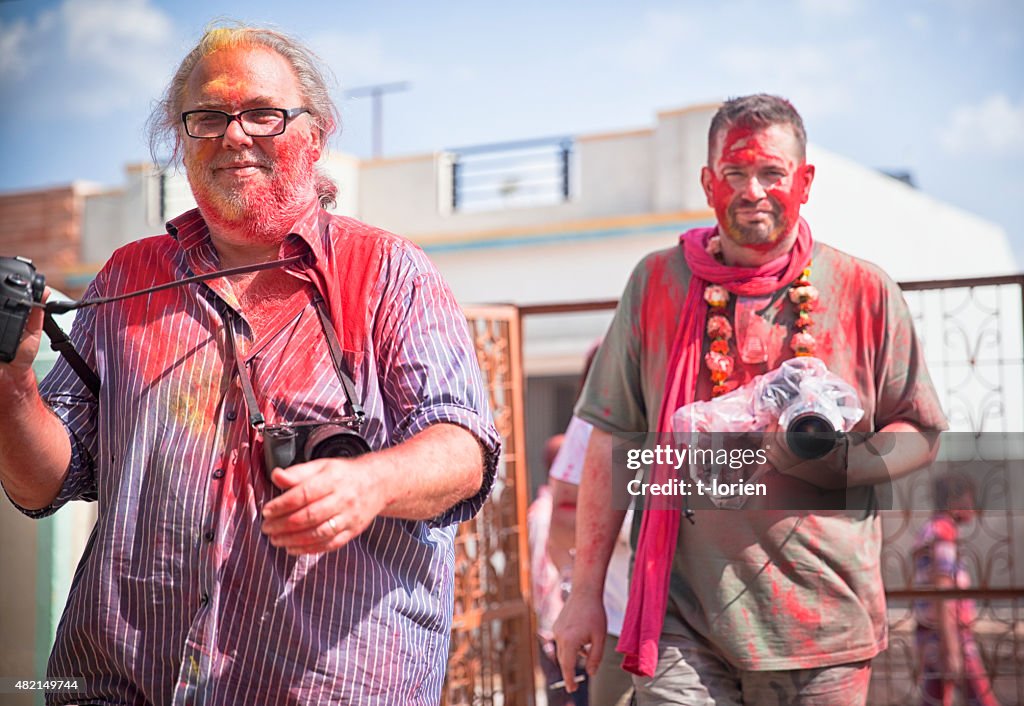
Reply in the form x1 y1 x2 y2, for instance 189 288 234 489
42 311 101 396
225 293 367 432
39 255 305 397
223 308 266 430
311 294 366 426
43 256 304 315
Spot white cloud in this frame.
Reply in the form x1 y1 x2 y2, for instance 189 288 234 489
938 94 1024 156
0 18 32 79
0 0 176 118
62 0 172 78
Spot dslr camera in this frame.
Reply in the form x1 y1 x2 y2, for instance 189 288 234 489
0 256 45 363
674 356 864 460
263 419 372 471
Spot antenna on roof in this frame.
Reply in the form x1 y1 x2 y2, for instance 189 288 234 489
343 82 411 159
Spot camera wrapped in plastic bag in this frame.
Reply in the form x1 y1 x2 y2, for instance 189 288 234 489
671 356 864 508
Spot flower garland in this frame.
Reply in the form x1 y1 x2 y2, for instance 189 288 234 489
704 264 819 398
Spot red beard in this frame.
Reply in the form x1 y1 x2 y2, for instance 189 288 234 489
185 135 318 244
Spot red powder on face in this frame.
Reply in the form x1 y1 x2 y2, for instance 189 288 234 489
187 130 318 245
181 46 320 245
707 125 810 250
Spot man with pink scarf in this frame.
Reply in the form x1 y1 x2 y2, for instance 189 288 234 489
553 95 947 705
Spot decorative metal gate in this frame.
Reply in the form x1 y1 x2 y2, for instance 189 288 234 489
445 306 537 705
871 275 1024 706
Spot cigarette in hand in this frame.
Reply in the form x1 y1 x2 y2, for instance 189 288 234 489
550 674 587 690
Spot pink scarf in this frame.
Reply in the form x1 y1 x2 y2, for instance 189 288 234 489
616 219 814 676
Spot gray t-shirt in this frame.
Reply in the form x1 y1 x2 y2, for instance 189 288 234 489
577 240 947 670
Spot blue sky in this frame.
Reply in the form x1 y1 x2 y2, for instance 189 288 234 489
1 0 1022 262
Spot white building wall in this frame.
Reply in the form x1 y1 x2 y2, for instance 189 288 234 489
121 163 165 238
653 104 718 212
359 126 680 241
802 146 1014 280
81 189 126 263
321 152 361 217
574 129 656 217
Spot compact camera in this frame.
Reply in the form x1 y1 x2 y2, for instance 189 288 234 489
262 419 372 471
0 256 45 363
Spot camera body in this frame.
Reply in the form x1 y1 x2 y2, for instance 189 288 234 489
262 419 372 472
0 256 45 363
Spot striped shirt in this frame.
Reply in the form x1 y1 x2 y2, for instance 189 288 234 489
19 202 499 705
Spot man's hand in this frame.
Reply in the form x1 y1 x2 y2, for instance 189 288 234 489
1 288 48 388
764 424 849 490
768 421 938 489
552 588 607 693
0 288 75 511
260 457 388 555
549 426 623 693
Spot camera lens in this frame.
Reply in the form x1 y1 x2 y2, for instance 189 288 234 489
785 412 839 459
305 424 371 460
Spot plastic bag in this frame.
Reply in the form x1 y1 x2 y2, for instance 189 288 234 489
671 357 864 508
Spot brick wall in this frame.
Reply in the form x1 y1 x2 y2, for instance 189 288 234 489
0 185 87 296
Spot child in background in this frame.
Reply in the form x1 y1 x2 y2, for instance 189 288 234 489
913 473 1000 706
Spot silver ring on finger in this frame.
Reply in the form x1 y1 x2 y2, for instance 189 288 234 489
327 516 338 535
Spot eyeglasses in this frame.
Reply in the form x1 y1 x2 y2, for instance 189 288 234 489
181 107 311 138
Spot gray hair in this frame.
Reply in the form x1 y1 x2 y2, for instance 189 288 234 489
707 94 807 164
147 21 340 208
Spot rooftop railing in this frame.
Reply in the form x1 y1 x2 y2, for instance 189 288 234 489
449 135 572 213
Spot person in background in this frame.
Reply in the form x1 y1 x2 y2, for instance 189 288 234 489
547 341 634 706
529 433 589 705
913 473 1001 706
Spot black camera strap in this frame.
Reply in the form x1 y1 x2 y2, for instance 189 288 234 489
39 255 304 397
226 293 367 432
42 256 304 315
311 294 366 426
42 311 101 396
223 308 266 430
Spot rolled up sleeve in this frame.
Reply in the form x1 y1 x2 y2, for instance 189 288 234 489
374 247 500 527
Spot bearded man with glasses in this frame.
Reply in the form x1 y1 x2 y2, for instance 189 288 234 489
0 22 498 705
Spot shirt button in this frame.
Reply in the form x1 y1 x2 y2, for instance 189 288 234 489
225 409 237 421
200 592 209 605
204 529 215 542
212 468 225 479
